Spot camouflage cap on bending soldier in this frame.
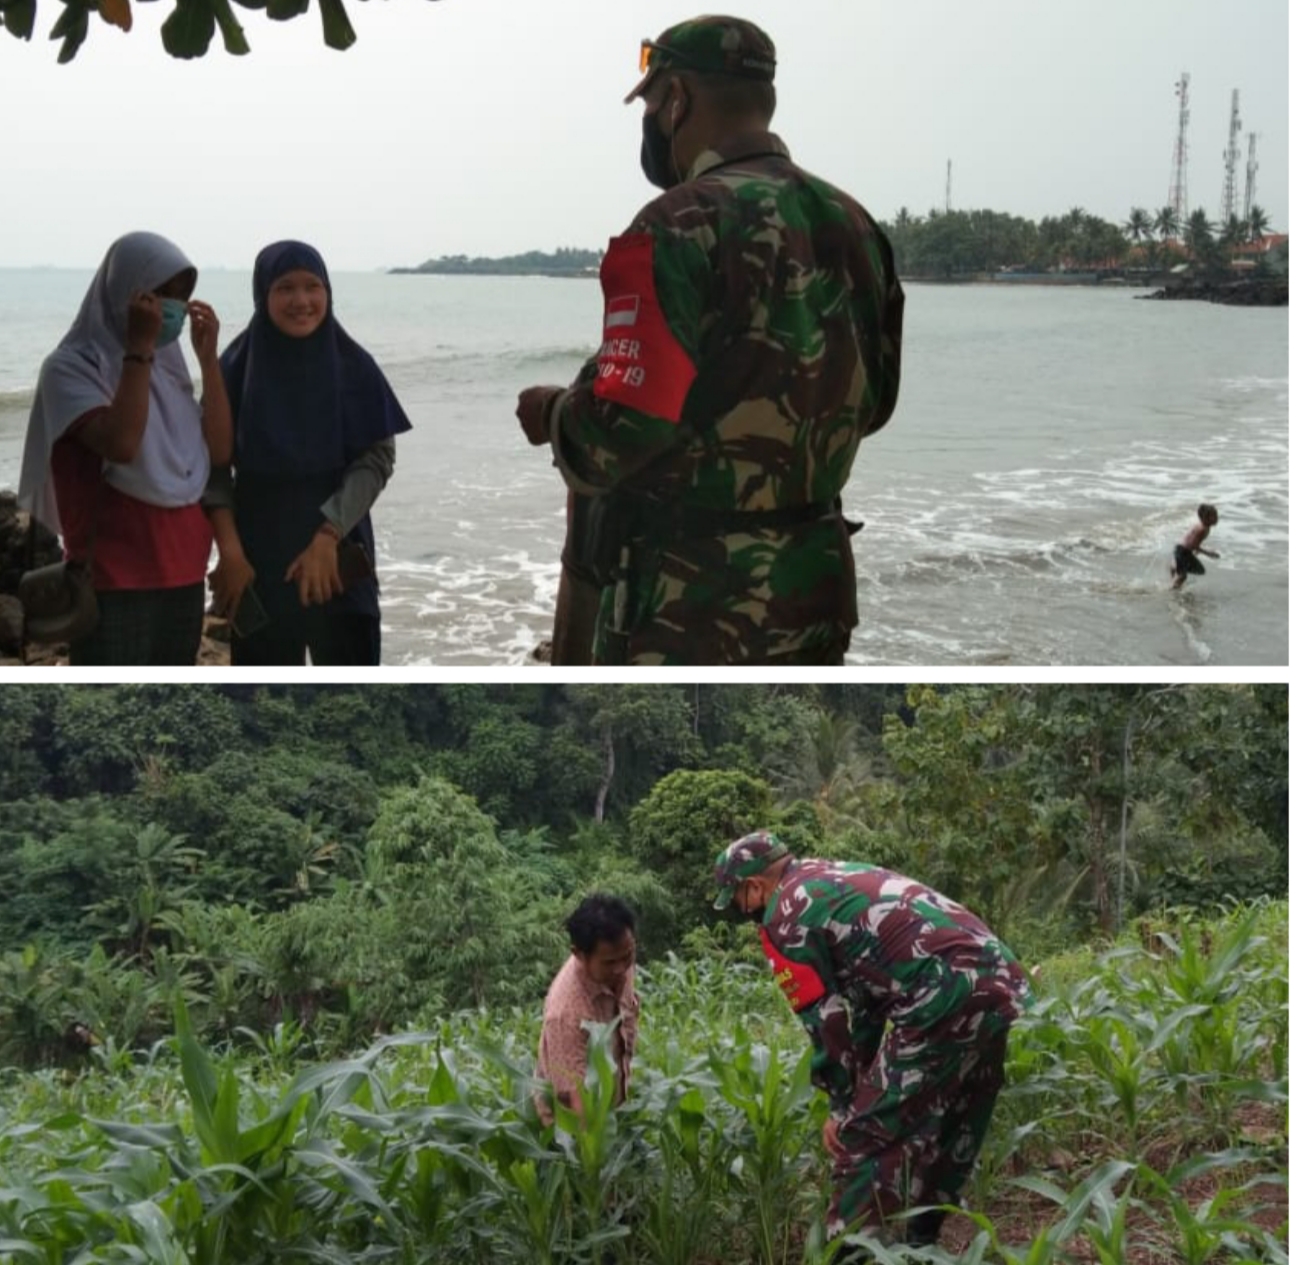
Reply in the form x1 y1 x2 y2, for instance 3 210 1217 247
624 14 778 103
711 830 792 909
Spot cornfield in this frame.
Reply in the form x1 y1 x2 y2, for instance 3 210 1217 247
0 901 1287 1263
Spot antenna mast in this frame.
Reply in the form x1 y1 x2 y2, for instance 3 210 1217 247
1168 72 1190 222
1243 132 1259 222
945 159 952 213
1220 89 1242 224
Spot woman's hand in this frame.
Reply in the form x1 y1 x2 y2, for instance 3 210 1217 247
125 290 163 354
285 530 344 606
208 549 256 618
822 1116 844 1158
188 300 221 366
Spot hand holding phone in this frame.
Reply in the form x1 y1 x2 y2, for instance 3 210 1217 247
337 539 375 588
231 584 270 638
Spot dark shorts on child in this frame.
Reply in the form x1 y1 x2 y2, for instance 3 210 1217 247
1173 545 1205 577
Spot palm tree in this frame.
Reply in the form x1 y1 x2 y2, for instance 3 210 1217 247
894 206 915 232
1154 205 1180 242
1124 207 1153 245
1247 204 1271 242
1184 208 1213 251
1220 214 1247 248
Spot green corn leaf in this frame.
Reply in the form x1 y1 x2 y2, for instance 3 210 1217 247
124 1200 186 1265
293 1142 400 1231
89 1119 186 1151
1049 1160 1135 1244
0 1242 44 1264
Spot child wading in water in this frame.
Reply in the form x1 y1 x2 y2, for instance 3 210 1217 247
1171 503 1220 589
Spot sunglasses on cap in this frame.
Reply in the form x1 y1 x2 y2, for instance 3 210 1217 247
638 38 676 73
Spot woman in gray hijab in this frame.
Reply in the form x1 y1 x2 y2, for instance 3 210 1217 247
19 231 235 664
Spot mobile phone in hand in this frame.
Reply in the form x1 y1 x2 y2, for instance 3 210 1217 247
337 540 375 588
231 584 270 638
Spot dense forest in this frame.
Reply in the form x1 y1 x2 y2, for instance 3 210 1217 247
0 684 1287 1262
0 682 1286 1062
393 248 602 276
880 204 1281 279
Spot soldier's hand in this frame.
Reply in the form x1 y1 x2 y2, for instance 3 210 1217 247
516 385 563 446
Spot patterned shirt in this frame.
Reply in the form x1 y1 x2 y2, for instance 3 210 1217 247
535 953 639 1121
760 859 1031 1119
547 131 904 664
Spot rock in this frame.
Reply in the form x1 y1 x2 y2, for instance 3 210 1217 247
1135 277 1289 305
0 594 24 655
0 491 62 596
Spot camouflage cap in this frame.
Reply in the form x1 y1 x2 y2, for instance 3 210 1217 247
624 14 777 104
711 830 791 909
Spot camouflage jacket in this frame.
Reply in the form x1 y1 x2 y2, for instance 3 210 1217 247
758 859 1031 1119
548 132 904 665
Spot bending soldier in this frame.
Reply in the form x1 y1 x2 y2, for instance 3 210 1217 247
712 832 1031 1250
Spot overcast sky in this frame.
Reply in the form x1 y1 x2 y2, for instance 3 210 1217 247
0 0 1290 271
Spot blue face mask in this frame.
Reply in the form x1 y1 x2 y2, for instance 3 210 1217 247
157 297 187 347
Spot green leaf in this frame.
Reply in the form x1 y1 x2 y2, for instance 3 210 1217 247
89 1119 187 1151
161 0 216 58
50 3 90 62
0 1242 44 1264
293 1142 399 1231
124 1200 185 1265
2 0 37 40
316 0 354 49
1049 1160 1135 1244
210 0 250 53
266 0 309 18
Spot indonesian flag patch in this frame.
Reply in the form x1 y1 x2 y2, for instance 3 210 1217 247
759 927 827 1012
593 233 697 421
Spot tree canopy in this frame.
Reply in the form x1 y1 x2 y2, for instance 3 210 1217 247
0 682 1287 1061
0 0 443 62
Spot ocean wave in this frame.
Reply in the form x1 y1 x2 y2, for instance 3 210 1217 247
0 387 34 411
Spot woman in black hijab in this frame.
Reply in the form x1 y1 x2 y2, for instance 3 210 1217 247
209 241 411 665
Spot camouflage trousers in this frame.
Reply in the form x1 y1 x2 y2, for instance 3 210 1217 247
827 1008 1012 1238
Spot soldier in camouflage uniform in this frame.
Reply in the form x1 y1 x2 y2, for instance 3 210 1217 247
712 832 1031 1250
517 15 904 665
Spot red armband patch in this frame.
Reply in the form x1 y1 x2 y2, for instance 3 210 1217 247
759 928 827 1012
592 232 697 421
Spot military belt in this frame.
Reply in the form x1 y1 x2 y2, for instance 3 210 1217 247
634 498 840 538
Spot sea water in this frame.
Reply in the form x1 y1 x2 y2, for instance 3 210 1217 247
0 270 1287 666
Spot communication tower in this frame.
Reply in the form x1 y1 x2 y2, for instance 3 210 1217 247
1167 73 1190 222
946 159 952 213
1243 132 1259 222
1220 90 1242 224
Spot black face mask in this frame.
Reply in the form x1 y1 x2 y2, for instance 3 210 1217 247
640 110 677 190
747 903 767 925
640 91 688 190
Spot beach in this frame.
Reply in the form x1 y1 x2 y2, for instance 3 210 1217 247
0 271 1288 666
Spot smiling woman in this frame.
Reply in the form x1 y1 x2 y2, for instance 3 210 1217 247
204 238 413 666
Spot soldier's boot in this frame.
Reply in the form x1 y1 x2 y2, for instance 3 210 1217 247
832 1225 900 1261
906 1209 946 1248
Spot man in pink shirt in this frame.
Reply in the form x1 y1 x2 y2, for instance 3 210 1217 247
536 894 640 1123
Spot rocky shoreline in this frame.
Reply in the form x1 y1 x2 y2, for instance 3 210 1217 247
0 491 232 667
1136 277 1289 306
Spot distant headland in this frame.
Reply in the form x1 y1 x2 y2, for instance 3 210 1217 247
391 248 600 278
